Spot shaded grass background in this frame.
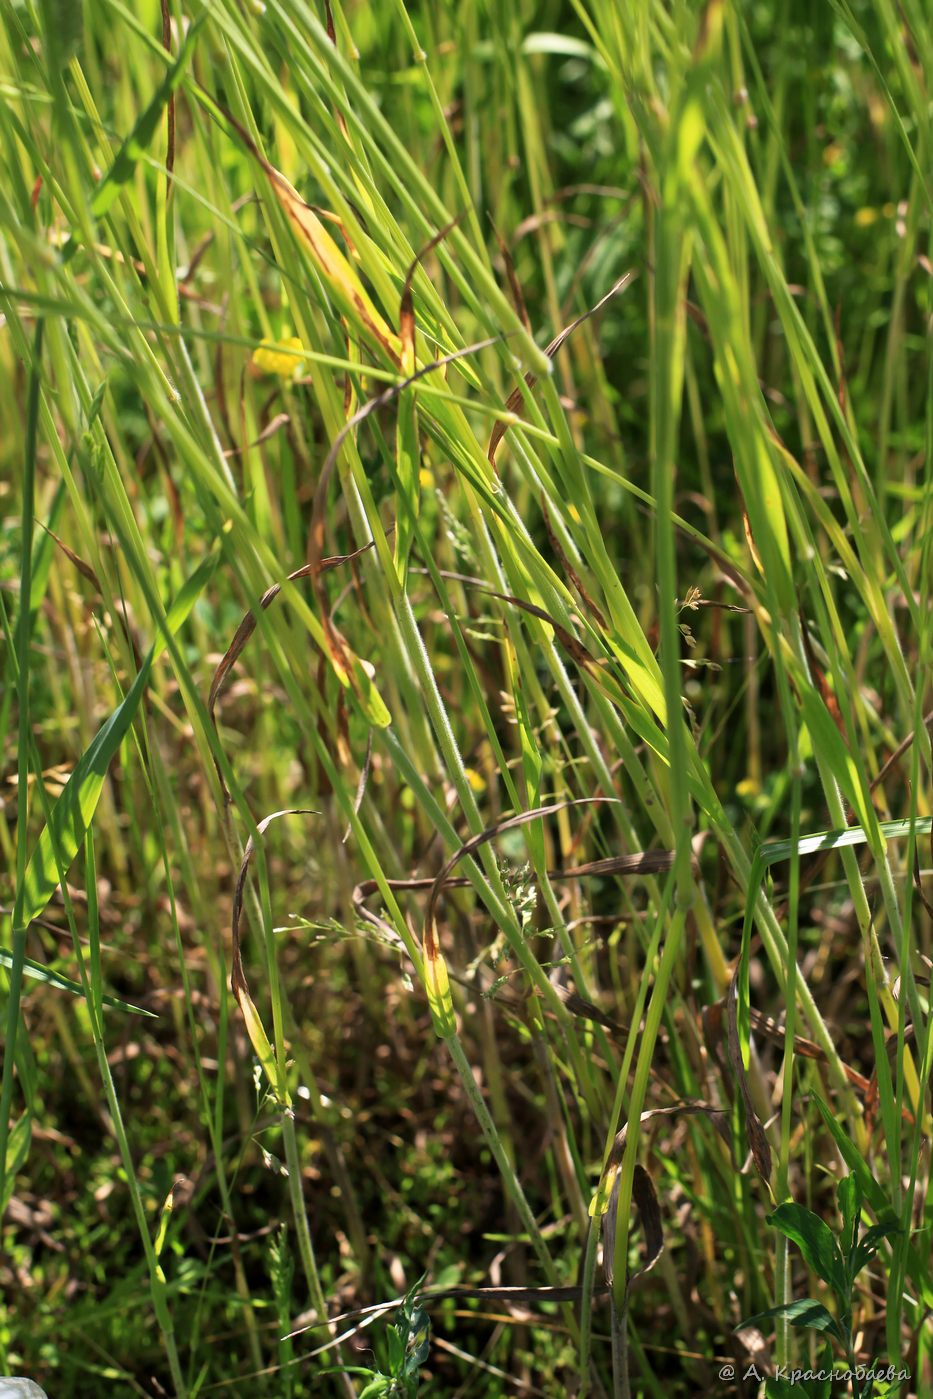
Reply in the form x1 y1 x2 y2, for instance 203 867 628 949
0 0 931 1394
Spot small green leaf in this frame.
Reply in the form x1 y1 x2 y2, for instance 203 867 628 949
236 981 290 1107
810 1341 836 1399
805 1343 833 1399
404 1301 430 1375
521 32 600 61
386 1322 405 1374
851 1218 901 1274
676 96 707 186
423 946 456 1039
588 1159 619 1218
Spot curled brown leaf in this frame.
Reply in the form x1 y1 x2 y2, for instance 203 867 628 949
207 538 379 801
230 808 319 1006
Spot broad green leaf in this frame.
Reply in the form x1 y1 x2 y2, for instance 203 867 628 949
0 948 156 1017
740 1297 843 1341
760 817 933 868
768 1202 846 1299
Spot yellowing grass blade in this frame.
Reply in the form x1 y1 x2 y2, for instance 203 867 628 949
264 166 402 366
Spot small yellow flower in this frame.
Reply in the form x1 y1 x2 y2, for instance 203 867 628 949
251 336 306 380
854 207 878 228
736 777 760 800
464 766 486 794
419 466 435 490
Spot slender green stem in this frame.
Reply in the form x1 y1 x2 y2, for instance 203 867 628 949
0 318 44 1227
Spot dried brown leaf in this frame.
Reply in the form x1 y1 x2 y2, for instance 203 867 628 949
747 1007 871 1094
224 412 290 460
399 216 464 372
603 1102 731 1172
869 708 933 794
207 539 378 800
38 523 103 593
603 1163 665 1290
